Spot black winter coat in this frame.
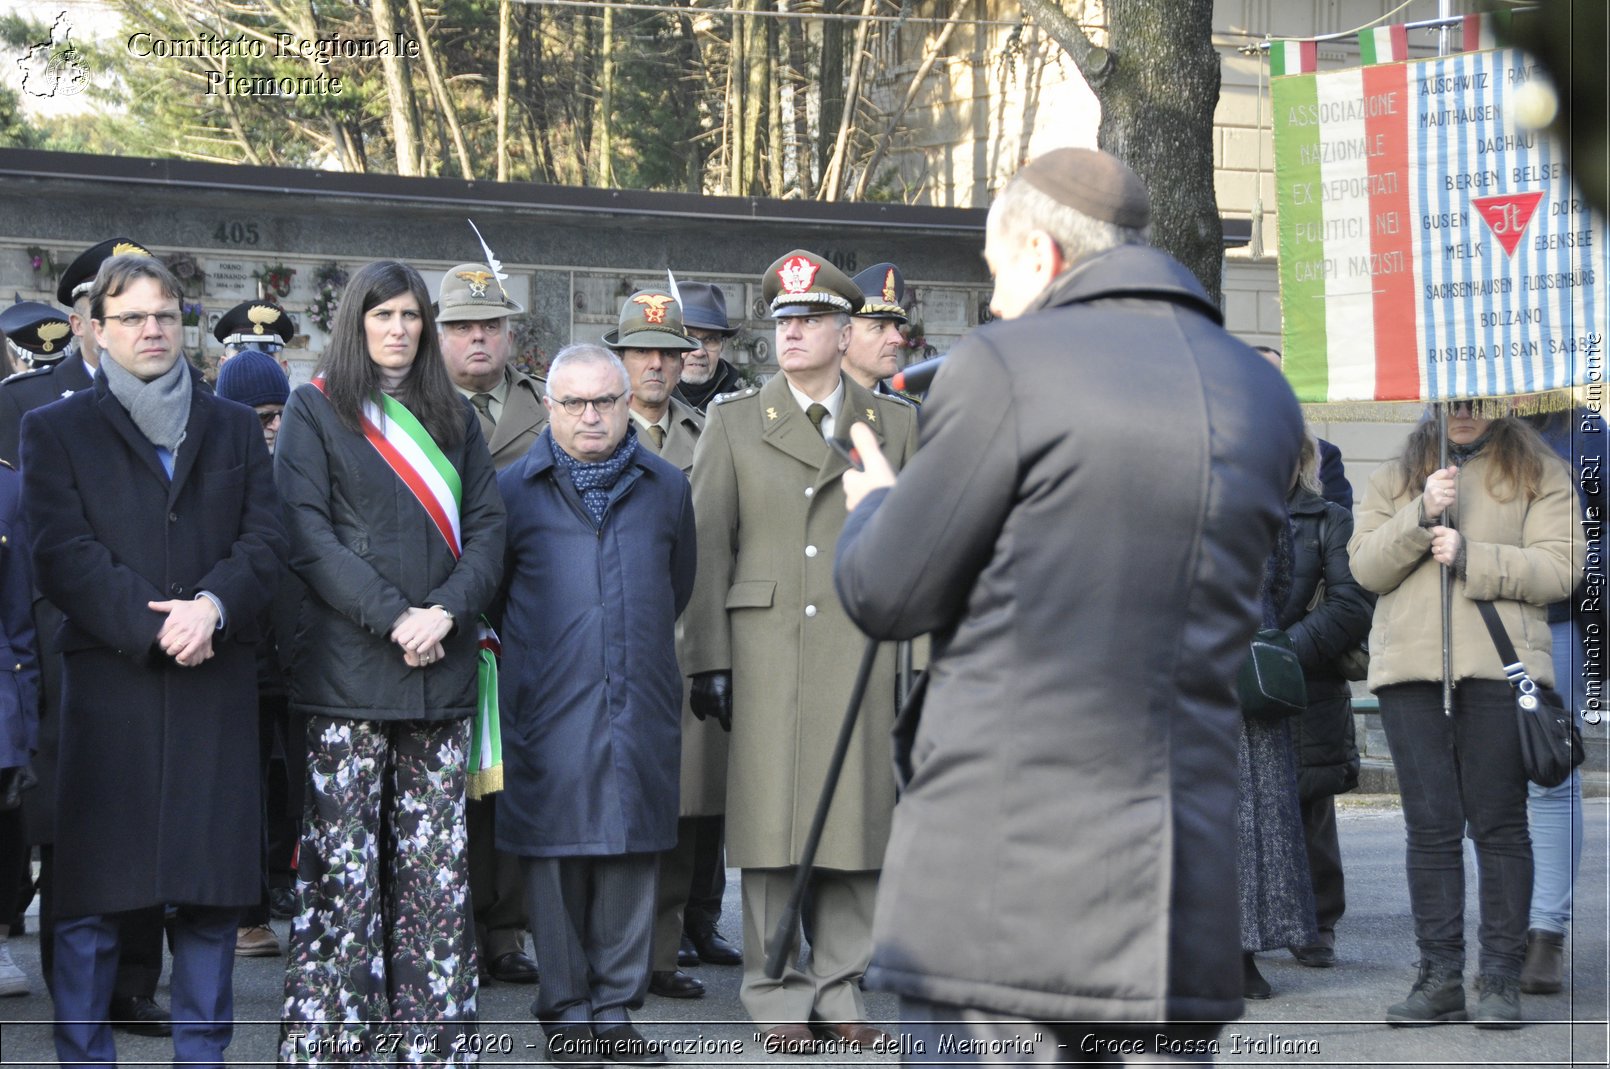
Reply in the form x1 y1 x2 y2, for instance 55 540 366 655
274 384 505 722
21 374 286 915
1277 488 1373 800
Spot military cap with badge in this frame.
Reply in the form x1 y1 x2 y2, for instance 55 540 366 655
437 263 525 322
56 237 155 307
762 250 864 317
215 300 295 352
849 264 910 323
0 302 73 369
602 289 699 352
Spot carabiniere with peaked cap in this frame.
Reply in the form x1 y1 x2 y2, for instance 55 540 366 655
602 289 700 351
762 250 865 318
214 300 295 348
0 302 73 361
849 263 909 323
56 238 154 307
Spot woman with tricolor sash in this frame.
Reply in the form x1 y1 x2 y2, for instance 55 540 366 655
272 260 506 1063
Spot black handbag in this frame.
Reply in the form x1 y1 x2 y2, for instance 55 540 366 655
1476 600 1585 787
1237 629 1307 721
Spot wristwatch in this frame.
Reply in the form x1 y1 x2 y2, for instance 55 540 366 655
430 604 455 626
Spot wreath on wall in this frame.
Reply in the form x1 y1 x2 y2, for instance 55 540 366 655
308 263 348 333
255 262 295 300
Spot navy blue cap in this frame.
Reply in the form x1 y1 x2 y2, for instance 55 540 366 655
0 301 72 357
216 349 290 408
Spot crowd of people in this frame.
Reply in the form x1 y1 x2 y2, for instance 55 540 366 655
0 144 1596 1067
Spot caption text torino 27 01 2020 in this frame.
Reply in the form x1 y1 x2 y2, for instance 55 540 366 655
124 30 421 98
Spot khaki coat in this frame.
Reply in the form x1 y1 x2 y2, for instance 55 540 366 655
636 397 729 816
1349 446 1582 691
478 367 549 471
683 372 918 870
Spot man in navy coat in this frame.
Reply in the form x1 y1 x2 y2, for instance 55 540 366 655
496 343 695 1066
20 255 284 1067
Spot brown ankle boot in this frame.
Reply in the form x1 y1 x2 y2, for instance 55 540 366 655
1519 928 1564 994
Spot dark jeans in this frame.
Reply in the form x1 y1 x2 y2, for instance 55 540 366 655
1379 679 1532 978
1299 794 1345 942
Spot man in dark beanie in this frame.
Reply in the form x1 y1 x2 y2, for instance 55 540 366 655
835 147 1304 1057
216 349 290 455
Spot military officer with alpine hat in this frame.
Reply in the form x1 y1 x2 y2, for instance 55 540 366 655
843 263 911 396
437 262 549 473
672 282 745 412
681 250 918 1051
213 300 294 364
0 236 174 1037
0 302 73 373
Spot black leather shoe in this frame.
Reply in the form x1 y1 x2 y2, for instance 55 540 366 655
489 950 541 984
595 1023 667 1066
676 933 699 968
109 995 172 1037
647 969 705 999
547 1025 602 1067
1242 953 1272 1000
1291 944 1336 968
688 922 742 966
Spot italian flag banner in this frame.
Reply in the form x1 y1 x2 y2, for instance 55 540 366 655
1273 47 1605 403
1270 39 1317 78
1359 24 1408 66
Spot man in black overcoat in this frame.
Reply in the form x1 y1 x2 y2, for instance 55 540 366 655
20 255 284 1066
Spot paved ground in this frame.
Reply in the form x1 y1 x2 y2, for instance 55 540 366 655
0 796 1605 1067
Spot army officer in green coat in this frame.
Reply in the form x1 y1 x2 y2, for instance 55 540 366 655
681 250 919 1050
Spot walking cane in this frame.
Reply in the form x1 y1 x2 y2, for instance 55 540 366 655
764 636 880 980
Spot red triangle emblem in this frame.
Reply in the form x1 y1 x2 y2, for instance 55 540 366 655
1470 191 1545 257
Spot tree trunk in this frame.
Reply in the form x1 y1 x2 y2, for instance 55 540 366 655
406 0 473 179
739 2 769 195
786 11 813 197
816 0 846 175
593 4 616 187
1017 0 1222 305
819 0 877 201
766 11 783 196
497 0 511 181
370 0 421 175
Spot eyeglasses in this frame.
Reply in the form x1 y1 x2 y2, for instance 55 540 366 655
552 393 623 417
687 332 723 349
99 310 182 330
258 408 284 426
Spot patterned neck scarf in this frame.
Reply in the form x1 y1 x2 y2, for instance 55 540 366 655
550 425 639 525
1448 427 1495 466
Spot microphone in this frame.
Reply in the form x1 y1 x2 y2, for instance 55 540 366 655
890 353 945 395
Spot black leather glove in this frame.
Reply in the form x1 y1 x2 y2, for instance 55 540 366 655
690 670 733 732
0 764 37 812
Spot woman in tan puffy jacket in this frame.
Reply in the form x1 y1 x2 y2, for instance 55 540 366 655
1350 401 1581 1031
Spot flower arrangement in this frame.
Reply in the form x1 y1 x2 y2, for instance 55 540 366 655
309 263 348 334
181 301 204 327
25 246 57 277
255 262 295 300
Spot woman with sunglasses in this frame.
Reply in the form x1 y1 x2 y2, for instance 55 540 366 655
273 260 505 1063
1350 399 1581 1029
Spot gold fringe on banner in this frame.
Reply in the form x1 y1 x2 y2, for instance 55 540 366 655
1302 388 1584 424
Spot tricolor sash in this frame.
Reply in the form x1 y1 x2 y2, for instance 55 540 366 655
312 378 503 797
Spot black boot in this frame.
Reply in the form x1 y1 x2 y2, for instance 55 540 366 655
1242 952 1272 1000
1474 974 1523 1029
1385 959 1466 1026
1519 928 1564 994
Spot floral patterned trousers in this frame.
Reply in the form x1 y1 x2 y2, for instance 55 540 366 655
280 717 478 1066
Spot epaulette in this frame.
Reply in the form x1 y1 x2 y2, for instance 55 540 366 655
0 365 52 386
876 390 916 409
711 387 759 406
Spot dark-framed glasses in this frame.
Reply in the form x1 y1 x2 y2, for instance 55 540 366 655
553 393 623 417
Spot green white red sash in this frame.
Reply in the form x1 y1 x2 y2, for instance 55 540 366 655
311 377 503 797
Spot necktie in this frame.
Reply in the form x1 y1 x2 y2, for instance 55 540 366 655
646 424 665 449
805 403 829 437
471 392 496 426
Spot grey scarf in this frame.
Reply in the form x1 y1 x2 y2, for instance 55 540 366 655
100 353 192 453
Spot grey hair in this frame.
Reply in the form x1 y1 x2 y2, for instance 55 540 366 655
545 342 631 397
1296 428 1323 496
991 178 1150 263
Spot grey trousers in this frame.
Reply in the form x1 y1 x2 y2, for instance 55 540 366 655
740 866 876 1027
522 853 657 1031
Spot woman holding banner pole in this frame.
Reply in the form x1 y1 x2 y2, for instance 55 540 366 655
274 260 505 1063
1350 401 1580 1029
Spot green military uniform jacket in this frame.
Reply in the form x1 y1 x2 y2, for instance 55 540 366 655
478 367 549 472
683 371 919 870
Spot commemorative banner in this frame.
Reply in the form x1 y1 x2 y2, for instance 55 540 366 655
1274 47 1605 404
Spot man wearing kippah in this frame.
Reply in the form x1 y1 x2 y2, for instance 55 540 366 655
680 250 919 1052
836 147 1305 1060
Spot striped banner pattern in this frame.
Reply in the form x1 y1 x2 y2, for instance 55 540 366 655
1274 48 1604 403
1270 39 1317 78
1359 24 1408 65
